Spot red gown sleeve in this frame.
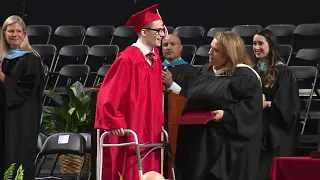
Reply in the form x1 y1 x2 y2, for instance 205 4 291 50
95 57 131 130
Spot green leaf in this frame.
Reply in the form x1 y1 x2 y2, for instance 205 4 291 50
65 82 90 123
41 81 92 133
68 107 76 115
70 81 85 99
14 165 24 180
3 163 15 180
44 90 63 105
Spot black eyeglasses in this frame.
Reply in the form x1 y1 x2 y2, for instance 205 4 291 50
144 28 165 35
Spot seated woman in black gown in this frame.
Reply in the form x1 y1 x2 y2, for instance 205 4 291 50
0 15 44 179
175 31 264 180
253 29 300 180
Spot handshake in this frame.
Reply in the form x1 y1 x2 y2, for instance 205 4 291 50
262 94 271 109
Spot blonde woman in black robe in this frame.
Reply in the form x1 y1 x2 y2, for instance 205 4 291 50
175 31 263 180
0 15 44 179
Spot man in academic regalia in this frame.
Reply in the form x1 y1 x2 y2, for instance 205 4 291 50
162 34 198 96
94 4 167 180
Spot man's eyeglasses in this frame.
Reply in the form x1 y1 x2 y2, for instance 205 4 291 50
144 28 165 35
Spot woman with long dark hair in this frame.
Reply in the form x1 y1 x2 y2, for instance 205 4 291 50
253 29 300 180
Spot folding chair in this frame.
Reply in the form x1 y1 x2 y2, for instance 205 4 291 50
293 23 320 52
97 129 175 180
192 64 204 72
52 25 85 50
166 26 175 34
192 45 210 65
37 133 47 152
86 45 119 68
85 45 118 86
110 26 137 51
43 65 49 77
205 27 232 45
82 25 115 46
93 65 111 86
231 25 262 45
52 45 89 73
43 45 88 92
42 64 49 91
279 44 293 65
207 27 232 39
35 132 87 180
293 48 320 67
32 44 57 72
36 133 47 172
265 24 295 45
173 26 205 47
288 66 318 134
181 44 197 64
27 25 52 44
245 45 255 62
52 64 90 93
80 133 92 180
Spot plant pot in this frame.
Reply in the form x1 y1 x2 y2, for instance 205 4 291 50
59 153 91 175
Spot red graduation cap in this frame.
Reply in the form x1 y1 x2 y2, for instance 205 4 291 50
125 4 162 33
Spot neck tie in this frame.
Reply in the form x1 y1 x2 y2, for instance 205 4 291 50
146 52 156 63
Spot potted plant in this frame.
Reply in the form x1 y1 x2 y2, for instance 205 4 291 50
3 163 24 180
42 81 92 175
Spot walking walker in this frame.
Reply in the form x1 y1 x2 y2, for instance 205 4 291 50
96 128 176 180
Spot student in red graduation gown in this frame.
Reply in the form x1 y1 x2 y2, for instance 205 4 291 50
0 15 44 180
253 29 300 180
94 4 167 180
175 32 263 180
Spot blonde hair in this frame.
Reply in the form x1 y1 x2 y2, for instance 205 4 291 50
215 31 253 76
0 15 39 63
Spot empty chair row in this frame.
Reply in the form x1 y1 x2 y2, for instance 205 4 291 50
32 44 119 74
187 44 320 67
177 44 295 66
25 23 320 51
34 43 320 73
42 62 111 94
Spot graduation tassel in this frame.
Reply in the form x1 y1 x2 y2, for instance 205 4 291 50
156 9 169 39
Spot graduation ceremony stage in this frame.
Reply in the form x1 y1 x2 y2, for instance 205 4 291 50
27 23 320 179
7 0 317 177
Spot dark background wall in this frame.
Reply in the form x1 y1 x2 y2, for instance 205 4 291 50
0 0 319 31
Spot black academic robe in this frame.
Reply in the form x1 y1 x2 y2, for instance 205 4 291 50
167 64 198 95
0 53 44 179
197 63 214 76
175 67 263 180
256 64 300 180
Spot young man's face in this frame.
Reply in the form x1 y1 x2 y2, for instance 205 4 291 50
143 20 165 47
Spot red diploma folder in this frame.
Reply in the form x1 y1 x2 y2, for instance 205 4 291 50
176 111 215 125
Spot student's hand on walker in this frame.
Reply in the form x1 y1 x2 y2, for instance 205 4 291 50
110 128 125 136
212 110 224 121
